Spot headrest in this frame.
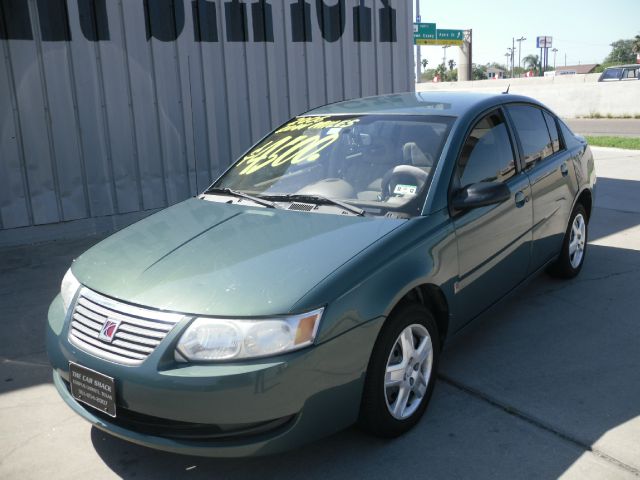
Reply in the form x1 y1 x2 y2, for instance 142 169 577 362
403 142 431 167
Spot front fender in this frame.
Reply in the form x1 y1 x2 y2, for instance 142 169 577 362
294 210 458 344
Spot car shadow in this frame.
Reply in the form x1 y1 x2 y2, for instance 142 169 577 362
88 375 600 480
89 237 640 478
589 177 640 242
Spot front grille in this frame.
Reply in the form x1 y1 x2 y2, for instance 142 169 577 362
68 288 185 365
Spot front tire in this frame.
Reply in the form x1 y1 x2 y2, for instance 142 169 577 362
358 303 440 438
548 203 588 278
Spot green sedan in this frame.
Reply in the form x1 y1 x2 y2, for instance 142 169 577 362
47 92 596 457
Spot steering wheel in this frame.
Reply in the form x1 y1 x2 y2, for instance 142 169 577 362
380 165 430 201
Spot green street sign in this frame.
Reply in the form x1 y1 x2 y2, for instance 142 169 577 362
413 23 436 43
437 29 464 41
414 26 466 46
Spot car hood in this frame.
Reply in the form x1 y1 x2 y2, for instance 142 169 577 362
72 198 404 317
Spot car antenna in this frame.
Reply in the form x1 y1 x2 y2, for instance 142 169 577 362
502 84 510 94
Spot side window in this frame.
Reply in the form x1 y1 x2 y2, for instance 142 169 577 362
543 111 561 153
601 68 622 80
558 119 581 149
457 110 516 187
506 105 554 167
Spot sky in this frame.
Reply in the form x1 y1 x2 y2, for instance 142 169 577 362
413 0 640 70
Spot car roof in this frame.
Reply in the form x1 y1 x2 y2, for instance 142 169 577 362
604 65 639 69
303 91 545 117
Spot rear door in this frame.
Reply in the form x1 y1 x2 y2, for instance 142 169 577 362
505 104 579 272
450 108 533 324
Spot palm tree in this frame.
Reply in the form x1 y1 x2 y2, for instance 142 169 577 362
421 59 428 70
522 54 539 71
448 59 456 71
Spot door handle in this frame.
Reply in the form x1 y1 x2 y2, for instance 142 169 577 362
515 191 528 208
560 163 569 177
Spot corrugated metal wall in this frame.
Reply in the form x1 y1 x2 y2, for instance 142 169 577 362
0 0 412 233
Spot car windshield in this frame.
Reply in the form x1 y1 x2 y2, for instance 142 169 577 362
212 114 454 217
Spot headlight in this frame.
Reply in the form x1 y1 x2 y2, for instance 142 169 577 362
175 308 324 361
61 268 81 314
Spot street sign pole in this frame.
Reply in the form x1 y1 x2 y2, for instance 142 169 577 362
415 0 421 83
536 36 553 75
540 47 544 76
468 29 473 81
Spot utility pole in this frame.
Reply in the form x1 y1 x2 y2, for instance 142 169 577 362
415 0 421 83
516 36 526 77
552 48 558 69
468 29 473 81
442 45 450 69
511 37 515 78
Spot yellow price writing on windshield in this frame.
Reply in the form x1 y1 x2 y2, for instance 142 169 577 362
238 133 339 175
236 116 360 175
276 116 360 133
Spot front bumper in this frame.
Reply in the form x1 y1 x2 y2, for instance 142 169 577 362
47 295 384 457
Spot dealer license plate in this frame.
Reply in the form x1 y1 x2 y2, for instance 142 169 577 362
69 362 116 417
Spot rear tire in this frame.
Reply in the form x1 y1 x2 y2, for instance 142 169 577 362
358 302 440 438
548 203 588 279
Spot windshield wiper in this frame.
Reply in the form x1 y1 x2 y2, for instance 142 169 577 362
204 187 279 209
263 193 366 216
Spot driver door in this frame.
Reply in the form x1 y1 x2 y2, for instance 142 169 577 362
450 109 533 325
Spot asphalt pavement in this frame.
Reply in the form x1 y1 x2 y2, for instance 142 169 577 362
564 119 640 137
1 147 639 479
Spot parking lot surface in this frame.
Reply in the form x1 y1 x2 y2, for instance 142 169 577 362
1 147 639 479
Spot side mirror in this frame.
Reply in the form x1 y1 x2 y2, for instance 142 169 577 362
452 181 511 210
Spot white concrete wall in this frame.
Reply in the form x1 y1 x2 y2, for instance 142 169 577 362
416 74 640 118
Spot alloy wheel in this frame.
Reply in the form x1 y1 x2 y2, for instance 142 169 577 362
569 213 586 269
384 324 434 420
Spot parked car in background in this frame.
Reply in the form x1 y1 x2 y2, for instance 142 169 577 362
598 64 640 81
47 92 596 457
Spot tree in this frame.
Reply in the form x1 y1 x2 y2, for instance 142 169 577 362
522 54 539 71
604 39 636 64
632 34 640 56
448 59 456 71
472 64 487 80
421 59 428 70
420 68 436 81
